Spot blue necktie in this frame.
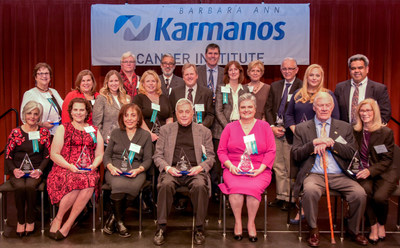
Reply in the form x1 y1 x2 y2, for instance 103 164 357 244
277 83 291 118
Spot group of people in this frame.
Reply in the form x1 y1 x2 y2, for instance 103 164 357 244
4 43 397 247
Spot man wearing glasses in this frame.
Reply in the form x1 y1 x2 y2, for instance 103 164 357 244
265 57 302 211
159 54 184 97
120 51 139 99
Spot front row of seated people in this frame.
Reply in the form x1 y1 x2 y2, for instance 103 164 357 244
4 93 397 246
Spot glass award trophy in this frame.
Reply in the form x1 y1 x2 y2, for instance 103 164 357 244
176 148 192 175
300 113 308 123
20 153 34 177
47 100 61 126
237 150 254 175
346 151 363 178
120 150 132 176
150 117 161 136
75 145 92 171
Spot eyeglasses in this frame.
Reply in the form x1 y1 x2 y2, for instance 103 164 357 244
359 109 373 114
37 72 50 77
281 67 297 72
161 62 175 66
121 61 135 64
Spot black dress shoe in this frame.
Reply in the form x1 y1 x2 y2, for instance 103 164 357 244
308 228 320 247
194 230 205 245
103 214 116 235
55 230 67 241
248 236 258 242
268 199 284 208
352 234 368 246
280 201 295 211
153 229 165 246
116 221 131 238
233 233 243 241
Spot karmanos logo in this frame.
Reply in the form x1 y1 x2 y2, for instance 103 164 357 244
114 15 151 41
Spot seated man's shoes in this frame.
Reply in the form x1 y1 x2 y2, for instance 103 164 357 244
194 230 205 245
281 201 295 211
268 198 284 208
153 229 165 246
351 233 368 246
307 228 320 247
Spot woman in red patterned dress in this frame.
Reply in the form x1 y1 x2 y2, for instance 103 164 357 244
47 98 104 240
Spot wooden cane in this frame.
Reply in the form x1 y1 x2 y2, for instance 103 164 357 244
322 152 336 244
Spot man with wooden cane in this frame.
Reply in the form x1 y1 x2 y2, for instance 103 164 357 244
292 92 368 246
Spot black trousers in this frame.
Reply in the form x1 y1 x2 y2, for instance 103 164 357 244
157 172 209 227
358 177 397 225
10 176 41 224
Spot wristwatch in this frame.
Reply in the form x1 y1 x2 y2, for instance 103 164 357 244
36 169 43 175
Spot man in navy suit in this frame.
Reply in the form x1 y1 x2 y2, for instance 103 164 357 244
159 54 184 97
334 54 391 124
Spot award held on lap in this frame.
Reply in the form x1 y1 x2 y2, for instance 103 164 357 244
75 145 92 171
237 150 254 175
176 148 192 175
20 153 34 177
150 117 161 136
346 151 363 178
120 149 133 176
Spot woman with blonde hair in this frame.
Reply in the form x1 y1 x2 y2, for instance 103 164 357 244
285 64 339 133
132 69 173 142
246 60 270 120
93 70 131 144
353 98 397 244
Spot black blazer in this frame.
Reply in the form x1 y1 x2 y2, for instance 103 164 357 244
334 79 392 123
291 118 356 197
169 84 215 128
159 74 185 96
265 78 302 143
197 65 224 90
354 126 397 184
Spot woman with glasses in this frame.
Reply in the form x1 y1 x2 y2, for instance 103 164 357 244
20 63 64 136
120 51 139 99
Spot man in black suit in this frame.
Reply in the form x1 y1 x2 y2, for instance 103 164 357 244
159 54 184 96
169 63 215 128
334 54 391 124
265 57 303 210
292 92 367 247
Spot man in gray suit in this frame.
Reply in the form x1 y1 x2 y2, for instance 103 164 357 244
292 92 367 247
159 54 184 96
196 43 224 99
153 98 215 246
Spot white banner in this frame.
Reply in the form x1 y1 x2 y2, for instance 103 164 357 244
91 4 309 66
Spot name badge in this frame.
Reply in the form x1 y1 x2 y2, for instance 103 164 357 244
151 103 161 111
136 81 140 89
28 131 40 140
169 88 172 95
43 92 52 99
195 104 205 112
84 126 96 133
221 86 231 93
248 86 254 93
374 144 388 154
287 94 293 101
91 99 95 105
129 143 141 153
201 145 207 155
243 134 256 143
335 135 347 144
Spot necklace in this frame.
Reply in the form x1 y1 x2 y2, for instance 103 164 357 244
36 86 49 92
249 81 262 93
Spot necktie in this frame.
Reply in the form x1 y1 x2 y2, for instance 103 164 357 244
208 69 215 98
165 78 170 90
350 84 359 124
277 83 291 118
188 88 193 103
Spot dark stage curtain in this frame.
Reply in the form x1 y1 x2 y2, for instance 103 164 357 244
1 0 399 181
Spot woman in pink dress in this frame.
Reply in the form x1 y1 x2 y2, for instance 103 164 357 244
47 97 104 240
218 93 276 242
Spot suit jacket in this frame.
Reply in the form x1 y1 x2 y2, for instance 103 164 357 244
159 74 185 96
212 84 249 139
292 118 356 197
92 94 121 141
169 84 215 128
153 122 215 173
354 126 397 184
197 65 224 90
265 78 302 143
334 79 392 123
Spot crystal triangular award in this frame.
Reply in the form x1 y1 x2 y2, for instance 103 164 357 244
346 151 363 178
237 150 254 175
75 145 92 171
150 117 161 136
20 153 34 176
176 148 192 175
300 113 308 123
120 149 133 176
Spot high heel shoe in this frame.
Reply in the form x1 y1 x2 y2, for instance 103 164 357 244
233 233 243 241
16 231 25 238
378 236 386 241
55 230 67 241
248 235 258 242
368 237 379 245
25 223 35 236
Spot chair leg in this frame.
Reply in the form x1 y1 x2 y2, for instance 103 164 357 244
41 191 44 234
397 196 400 230
340 198 344 241
92 193 96 232
0 192 3 235
218 190 222 224
222 194 226 237
287 184 293 227
298 198 302 241
139 190 143 235
100 190 104 232
3 192 7 223
333 196 337 229
264 192 267 239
